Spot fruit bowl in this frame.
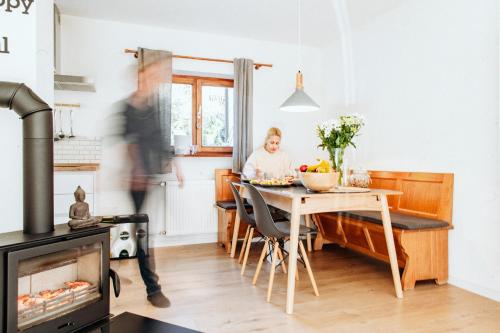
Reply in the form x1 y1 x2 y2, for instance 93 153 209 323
299 172 339 191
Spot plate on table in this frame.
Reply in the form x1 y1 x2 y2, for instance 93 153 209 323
249 178 294 187
255 183 292 188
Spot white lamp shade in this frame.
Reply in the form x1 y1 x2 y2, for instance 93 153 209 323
280 88 319 112
280 71 319 112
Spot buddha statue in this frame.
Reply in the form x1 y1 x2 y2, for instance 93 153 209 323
68 186 102 229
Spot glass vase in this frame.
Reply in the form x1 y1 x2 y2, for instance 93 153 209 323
328 147 354 186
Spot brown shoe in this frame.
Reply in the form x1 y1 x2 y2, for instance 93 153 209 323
147 292 171 308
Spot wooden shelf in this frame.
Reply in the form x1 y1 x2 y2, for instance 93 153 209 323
54 163 100 171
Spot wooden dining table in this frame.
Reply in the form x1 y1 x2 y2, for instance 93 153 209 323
230 183 403 314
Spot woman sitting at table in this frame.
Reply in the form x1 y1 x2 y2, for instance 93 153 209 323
243 127 294 180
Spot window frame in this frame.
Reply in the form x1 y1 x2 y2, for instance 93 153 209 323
172 74 234 157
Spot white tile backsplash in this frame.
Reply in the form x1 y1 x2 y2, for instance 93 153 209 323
54 137 102 164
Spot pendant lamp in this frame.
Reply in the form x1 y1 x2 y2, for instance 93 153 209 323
280 0 319 112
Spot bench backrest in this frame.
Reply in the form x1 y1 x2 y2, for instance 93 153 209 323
215 169 241 202
368 171 454 226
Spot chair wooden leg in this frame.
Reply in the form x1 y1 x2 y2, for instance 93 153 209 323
298 240 319 296
277 247 287 274
267 241 279 302
230 213 241 258
241 227 254 275
253 238 269 285
238 225 250 264
295 266 299 281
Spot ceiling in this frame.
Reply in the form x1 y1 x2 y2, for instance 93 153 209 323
55 0 405 47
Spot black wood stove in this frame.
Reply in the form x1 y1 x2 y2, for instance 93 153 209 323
0 82 119 333
0 225 118 333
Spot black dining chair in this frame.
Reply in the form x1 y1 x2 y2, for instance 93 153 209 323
229 182 288 275
244 183 319 302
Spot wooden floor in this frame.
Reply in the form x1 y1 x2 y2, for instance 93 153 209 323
110 243 500 333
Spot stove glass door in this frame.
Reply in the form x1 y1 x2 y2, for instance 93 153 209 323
16 242 102 331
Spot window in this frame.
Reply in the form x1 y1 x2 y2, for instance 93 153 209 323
171 75 233 156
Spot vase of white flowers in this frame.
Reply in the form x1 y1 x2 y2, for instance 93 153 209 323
317 114 365 185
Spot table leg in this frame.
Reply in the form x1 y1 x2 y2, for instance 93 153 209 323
305 214 312 252
380 195 404 299
286 198 301 314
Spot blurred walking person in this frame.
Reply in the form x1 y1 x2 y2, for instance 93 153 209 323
121 50 183 308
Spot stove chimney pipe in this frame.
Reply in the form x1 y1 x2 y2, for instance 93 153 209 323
0 82 54 234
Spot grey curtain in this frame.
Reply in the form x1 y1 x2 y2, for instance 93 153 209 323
137 47 174 170
232 58 254 173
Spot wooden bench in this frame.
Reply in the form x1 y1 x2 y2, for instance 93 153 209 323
314 171 454 290
214 169 250 254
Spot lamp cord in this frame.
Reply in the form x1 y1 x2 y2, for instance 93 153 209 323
298 0 302 70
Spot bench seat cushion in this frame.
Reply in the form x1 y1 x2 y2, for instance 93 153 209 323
340 211 449 230
216 200 252 210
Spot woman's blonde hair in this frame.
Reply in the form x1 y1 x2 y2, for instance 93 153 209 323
263 127 282 147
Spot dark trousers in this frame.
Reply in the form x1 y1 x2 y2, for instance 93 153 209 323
130 190 161 296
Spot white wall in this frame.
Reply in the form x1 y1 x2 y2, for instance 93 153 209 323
56 15 328 217
36 1 55 105
1 0 498 303
0 0 53 233
325 0 500 301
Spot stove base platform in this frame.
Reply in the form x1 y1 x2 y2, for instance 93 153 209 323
79 312 202 333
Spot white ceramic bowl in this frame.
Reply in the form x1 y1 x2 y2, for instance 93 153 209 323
299 172 339 191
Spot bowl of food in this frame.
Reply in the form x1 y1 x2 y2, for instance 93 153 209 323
298 159 339 191
299 172 339 191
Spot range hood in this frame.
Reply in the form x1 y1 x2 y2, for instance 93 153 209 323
52 5 95 92
54 74 96 92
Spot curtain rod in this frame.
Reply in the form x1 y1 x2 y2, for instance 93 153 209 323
124 49 272 70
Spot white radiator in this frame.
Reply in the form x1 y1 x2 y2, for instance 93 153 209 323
163 180 217 236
